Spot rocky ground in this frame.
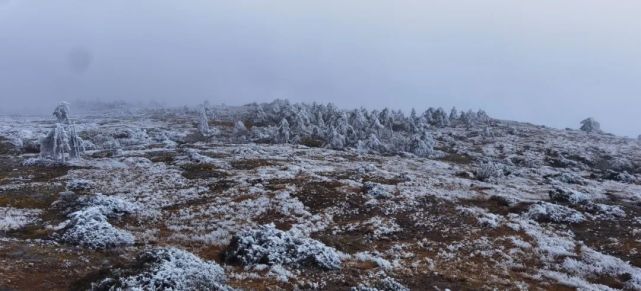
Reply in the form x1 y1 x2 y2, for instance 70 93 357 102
1 104 641 290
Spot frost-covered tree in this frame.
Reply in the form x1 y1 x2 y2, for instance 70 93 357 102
408 130 435 157
328 128 346 150
40 102 84 162
432 108 449 127
233 120 249 136
477 110 490 123
53 102 71 123
449 107 459 122
197 104 210 136
580 117 601 133
276 118 290 144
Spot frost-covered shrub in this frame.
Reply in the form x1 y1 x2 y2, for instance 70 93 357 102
60 194 139 249
197 104 210 136
39 102 84 162
233 120 248 136
363 182 394 199
352 276 409 291
407 131 434 157
587 203 626 219
66 179 94 192
580 117 601 133
474 162 503 181
276 118 290 144
96 248 231 291
525 202 585 224
0 207 41 231
603 170 637 184
547 172 586 185
225 224 343 269
61 206 135 249
548 188 590 205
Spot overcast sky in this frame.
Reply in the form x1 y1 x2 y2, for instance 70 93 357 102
0 1 640 136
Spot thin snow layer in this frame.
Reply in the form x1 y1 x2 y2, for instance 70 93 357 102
114 248 232 291
0 207 41 231
60 194 139 249
226 224 343 270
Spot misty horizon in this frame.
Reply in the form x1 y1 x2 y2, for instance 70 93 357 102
1 1 640 136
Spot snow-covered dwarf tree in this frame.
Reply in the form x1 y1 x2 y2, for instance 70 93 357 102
449 107 459 123
407 130 435 157
580 118 601 133
197 104 210 136
432 108 449 127
40 102 84 162
276 118 290 144
233 121 249 136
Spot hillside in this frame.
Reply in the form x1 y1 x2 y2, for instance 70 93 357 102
1 101 641 290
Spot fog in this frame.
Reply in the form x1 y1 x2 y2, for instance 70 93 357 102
1 1 640 136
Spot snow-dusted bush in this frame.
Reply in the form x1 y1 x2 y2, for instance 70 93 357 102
66 179 94 191
96 248 231 290
60 194 139 249
474 162 503 181
61 206 135 249
39 102 84 162
233 120 248 136
197 104 211 136
363 182 394 199
580 117 601 133
548 188 590 205
352 276 409 291
548 172 586 185
225 224 343 269
525 202 585 224
0 207 41 231
407 131 434 157
276 118 290 144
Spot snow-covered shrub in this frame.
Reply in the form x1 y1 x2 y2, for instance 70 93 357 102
0 207 41 231
407 131 434 157
587 203 626 219
525 202 585 224
233 120 248 136
548 172 586 185
275 118 290 144
59 194 139 249
357 134 387 154
197 104 210 136
548 188 590 205
96 248 231 290
363 182 394 199
53 102 71 123
60 206 135 249
352 276 409 291
225 224 343 269
39 102 84 162
474 162 503 181
580 117 601 133
603 170 637 184
66 179 94 192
